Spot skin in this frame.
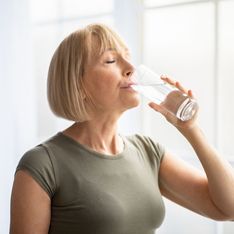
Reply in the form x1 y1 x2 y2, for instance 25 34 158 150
10 45 234 233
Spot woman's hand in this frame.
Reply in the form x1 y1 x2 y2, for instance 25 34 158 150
148 76 199 130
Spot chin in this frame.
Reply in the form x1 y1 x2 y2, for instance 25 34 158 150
125 96 141 109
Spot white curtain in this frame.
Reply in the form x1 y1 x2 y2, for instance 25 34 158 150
0 0 37 232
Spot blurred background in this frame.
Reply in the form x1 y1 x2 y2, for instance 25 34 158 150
0 0 234 233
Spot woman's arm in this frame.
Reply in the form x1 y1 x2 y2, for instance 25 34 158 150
10 170 51 234
159 139 234 221
178 124 234 219
149 77 234 221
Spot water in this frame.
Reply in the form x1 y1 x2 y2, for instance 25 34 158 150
132 84 198 121
132 84 174 104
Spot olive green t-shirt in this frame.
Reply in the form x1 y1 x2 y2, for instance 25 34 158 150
16 133 165 234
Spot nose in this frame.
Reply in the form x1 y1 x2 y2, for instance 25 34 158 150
123 61 135 78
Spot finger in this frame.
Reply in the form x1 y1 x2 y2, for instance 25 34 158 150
148 102 166 114
148 102 170 117
175 81 188 94
161 77 191 95
188 89 195 99
148 102 161 112
161 76 176 86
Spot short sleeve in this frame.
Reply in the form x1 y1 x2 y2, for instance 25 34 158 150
146 137 165 169
128 134 165 171
16 145 57 198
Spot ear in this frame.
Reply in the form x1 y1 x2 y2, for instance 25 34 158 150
80 90 86 100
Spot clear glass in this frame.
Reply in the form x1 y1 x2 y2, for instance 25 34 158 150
132 65 198 121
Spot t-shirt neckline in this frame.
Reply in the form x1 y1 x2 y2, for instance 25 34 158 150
57 132 126 160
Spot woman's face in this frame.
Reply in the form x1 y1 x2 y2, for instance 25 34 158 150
83 44 140 115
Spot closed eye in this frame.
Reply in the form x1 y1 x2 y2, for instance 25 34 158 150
106 60 115 64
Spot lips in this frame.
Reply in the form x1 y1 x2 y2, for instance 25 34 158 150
120 82 138 89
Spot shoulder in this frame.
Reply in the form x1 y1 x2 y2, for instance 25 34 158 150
17 145 52 170
125 134 154 145
16 143 57 198
125 134 165 163
125 134 165 155
17 145 48 166
17 133 63 171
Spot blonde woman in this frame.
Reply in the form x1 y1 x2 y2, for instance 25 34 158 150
10 24 234 234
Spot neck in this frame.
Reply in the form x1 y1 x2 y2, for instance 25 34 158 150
62 115 123 155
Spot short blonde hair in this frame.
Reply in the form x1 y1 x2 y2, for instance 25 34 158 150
47 23 128 122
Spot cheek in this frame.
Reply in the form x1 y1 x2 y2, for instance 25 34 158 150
93 73 119 92
83 66 120 100
86 79 119 106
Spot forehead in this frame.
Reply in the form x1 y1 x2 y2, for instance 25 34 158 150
102 47 130 56
87 31 128 58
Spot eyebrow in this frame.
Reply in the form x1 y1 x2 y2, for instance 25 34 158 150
105 48 130 55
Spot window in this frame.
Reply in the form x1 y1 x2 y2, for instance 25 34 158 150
218 0 234 158
144 0 201 7
142 1 215 156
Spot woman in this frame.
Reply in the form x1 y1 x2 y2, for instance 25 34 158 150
10 24 234 234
